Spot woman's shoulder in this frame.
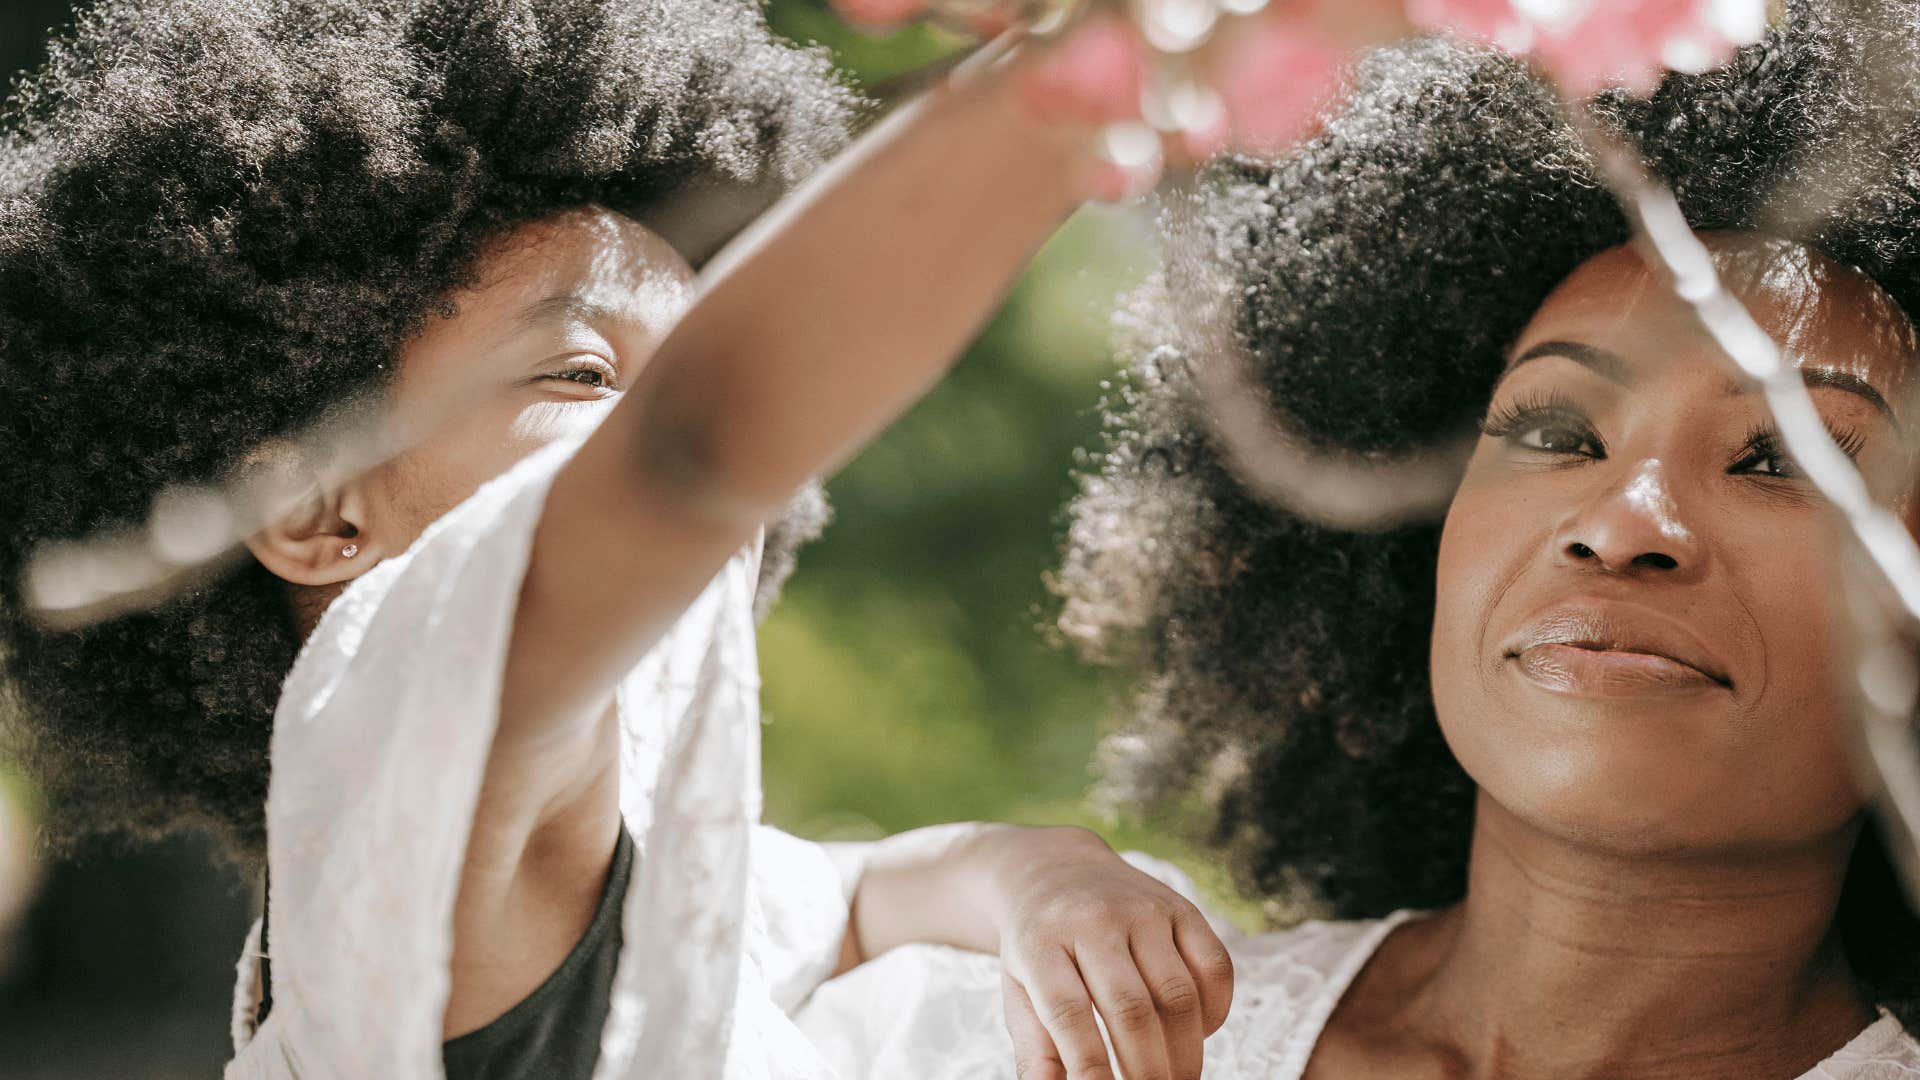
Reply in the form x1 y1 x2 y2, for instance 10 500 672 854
1811 1009 1920 1078
1115 852 1412 1046
1196 911 1415 1079
1229 909 1413 993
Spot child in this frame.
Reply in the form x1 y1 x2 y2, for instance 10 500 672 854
0 0 1232 1077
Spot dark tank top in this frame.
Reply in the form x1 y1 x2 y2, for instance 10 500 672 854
257 826 636 1080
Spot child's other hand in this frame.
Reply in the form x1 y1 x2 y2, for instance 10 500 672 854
985 826 1234 1080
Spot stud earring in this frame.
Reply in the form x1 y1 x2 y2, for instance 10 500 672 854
341 544 360 559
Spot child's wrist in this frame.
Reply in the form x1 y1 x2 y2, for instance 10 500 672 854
975 824 1113 932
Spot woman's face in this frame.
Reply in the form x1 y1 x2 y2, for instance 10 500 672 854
1431 236 1919 856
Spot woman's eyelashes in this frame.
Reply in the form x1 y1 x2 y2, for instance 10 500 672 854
1481 393 1605 460
1729 423 1865 480
1479 390 1870 483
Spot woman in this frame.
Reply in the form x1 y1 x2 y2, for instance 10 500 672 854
0 1 1243 1077
798 3 1920 1075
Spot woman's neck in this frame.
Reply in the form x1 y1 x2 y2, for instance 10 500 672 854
1380 793 1875 1079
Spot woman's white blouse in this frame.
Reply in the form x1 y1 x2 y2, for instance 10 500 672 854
224 436 851 1080
796 857 1920 1080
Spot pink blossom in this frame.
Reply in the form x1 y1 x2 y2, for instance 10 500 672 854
1405 0 1531 48
1534 0 1731 96
1412 0 1763 97
1012 16 1151 126
1213 16 1347 154
828 0 928 29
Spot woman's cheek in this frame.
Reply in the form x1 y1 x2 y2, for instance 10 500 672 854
1430 483 1509 729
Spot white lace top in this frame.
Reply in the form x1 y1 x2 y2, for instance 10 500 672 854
796 858 1920 1079
225 436 851 1080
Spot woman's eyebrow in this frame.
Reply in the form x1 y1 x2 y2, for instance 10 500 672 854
1496 340 1631 391
1725 366 1902 431
1505 343 1903 430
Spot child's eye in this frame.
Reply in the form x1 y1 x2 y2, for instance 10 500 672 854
551 368 609 388
538 359 620 395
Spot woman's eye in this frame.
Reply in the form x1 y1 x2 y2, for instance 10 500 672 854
1480 397 1603 460
1735 451 1796 478
1731 427 1859 481
1512 423 1597 456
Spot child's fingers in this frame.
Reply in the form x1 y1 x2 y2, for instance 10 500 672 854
1001 967 1069 1080
1170 904 1236 1034
1017 945 1119 1079
1076 939 1173 1080
1130 923 1206 1080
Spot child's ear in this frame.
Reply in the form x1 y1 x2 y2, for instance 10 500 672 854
242 441 379 587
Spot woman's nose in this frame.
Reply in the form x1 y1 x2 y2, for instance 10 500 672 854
1553 459 1705 576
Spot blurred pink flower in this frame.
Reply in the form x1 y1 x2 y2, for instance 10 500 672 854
1406 0 1531 47
826 0 1767 174
1214 16 1347 153
828 0 928 29
1013 16 1152 125
1412 0 1765 97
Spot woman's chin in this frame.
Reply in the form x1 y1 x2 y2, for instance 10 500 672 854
1446 709 1748 855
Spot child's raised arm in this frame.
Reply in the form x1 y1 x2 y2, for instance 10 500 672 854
441 20 1151 1037
504 37 1111 749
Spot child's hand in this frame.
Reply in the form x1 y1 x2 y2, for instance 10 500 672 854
830 0 1374 180
839 823 1232 1077
985 827 1234 1080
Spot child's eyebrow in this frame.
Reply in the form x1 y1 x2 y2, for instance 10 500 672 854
517 293 618 329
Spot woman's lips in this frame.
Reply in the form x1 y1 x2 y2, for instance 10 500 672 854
1511 642 1723 699
1503 603 1733 699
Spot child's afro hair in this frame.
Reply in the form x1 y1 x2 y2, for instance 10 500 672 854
0 0 858 860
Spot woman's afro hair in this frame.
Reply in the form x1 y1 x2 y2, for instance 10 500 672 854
1055 0 1920 1022
0 0 857 860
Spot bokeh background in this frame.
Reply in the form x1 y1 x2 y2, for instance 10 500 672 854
0 3 1193 1075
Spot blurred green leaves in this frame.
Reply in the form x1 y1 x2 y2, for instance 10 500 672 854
754 110 1156 837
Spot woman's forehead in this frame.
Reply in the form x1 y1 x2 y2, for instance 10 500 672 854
1513 236 1920 405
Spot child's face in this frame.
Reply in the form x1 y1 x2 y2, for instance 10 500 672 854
360 206 696 562
1429 235 1919 859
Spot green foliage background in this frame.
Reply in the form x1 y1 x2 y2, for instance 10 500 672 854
734 10 1198 865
